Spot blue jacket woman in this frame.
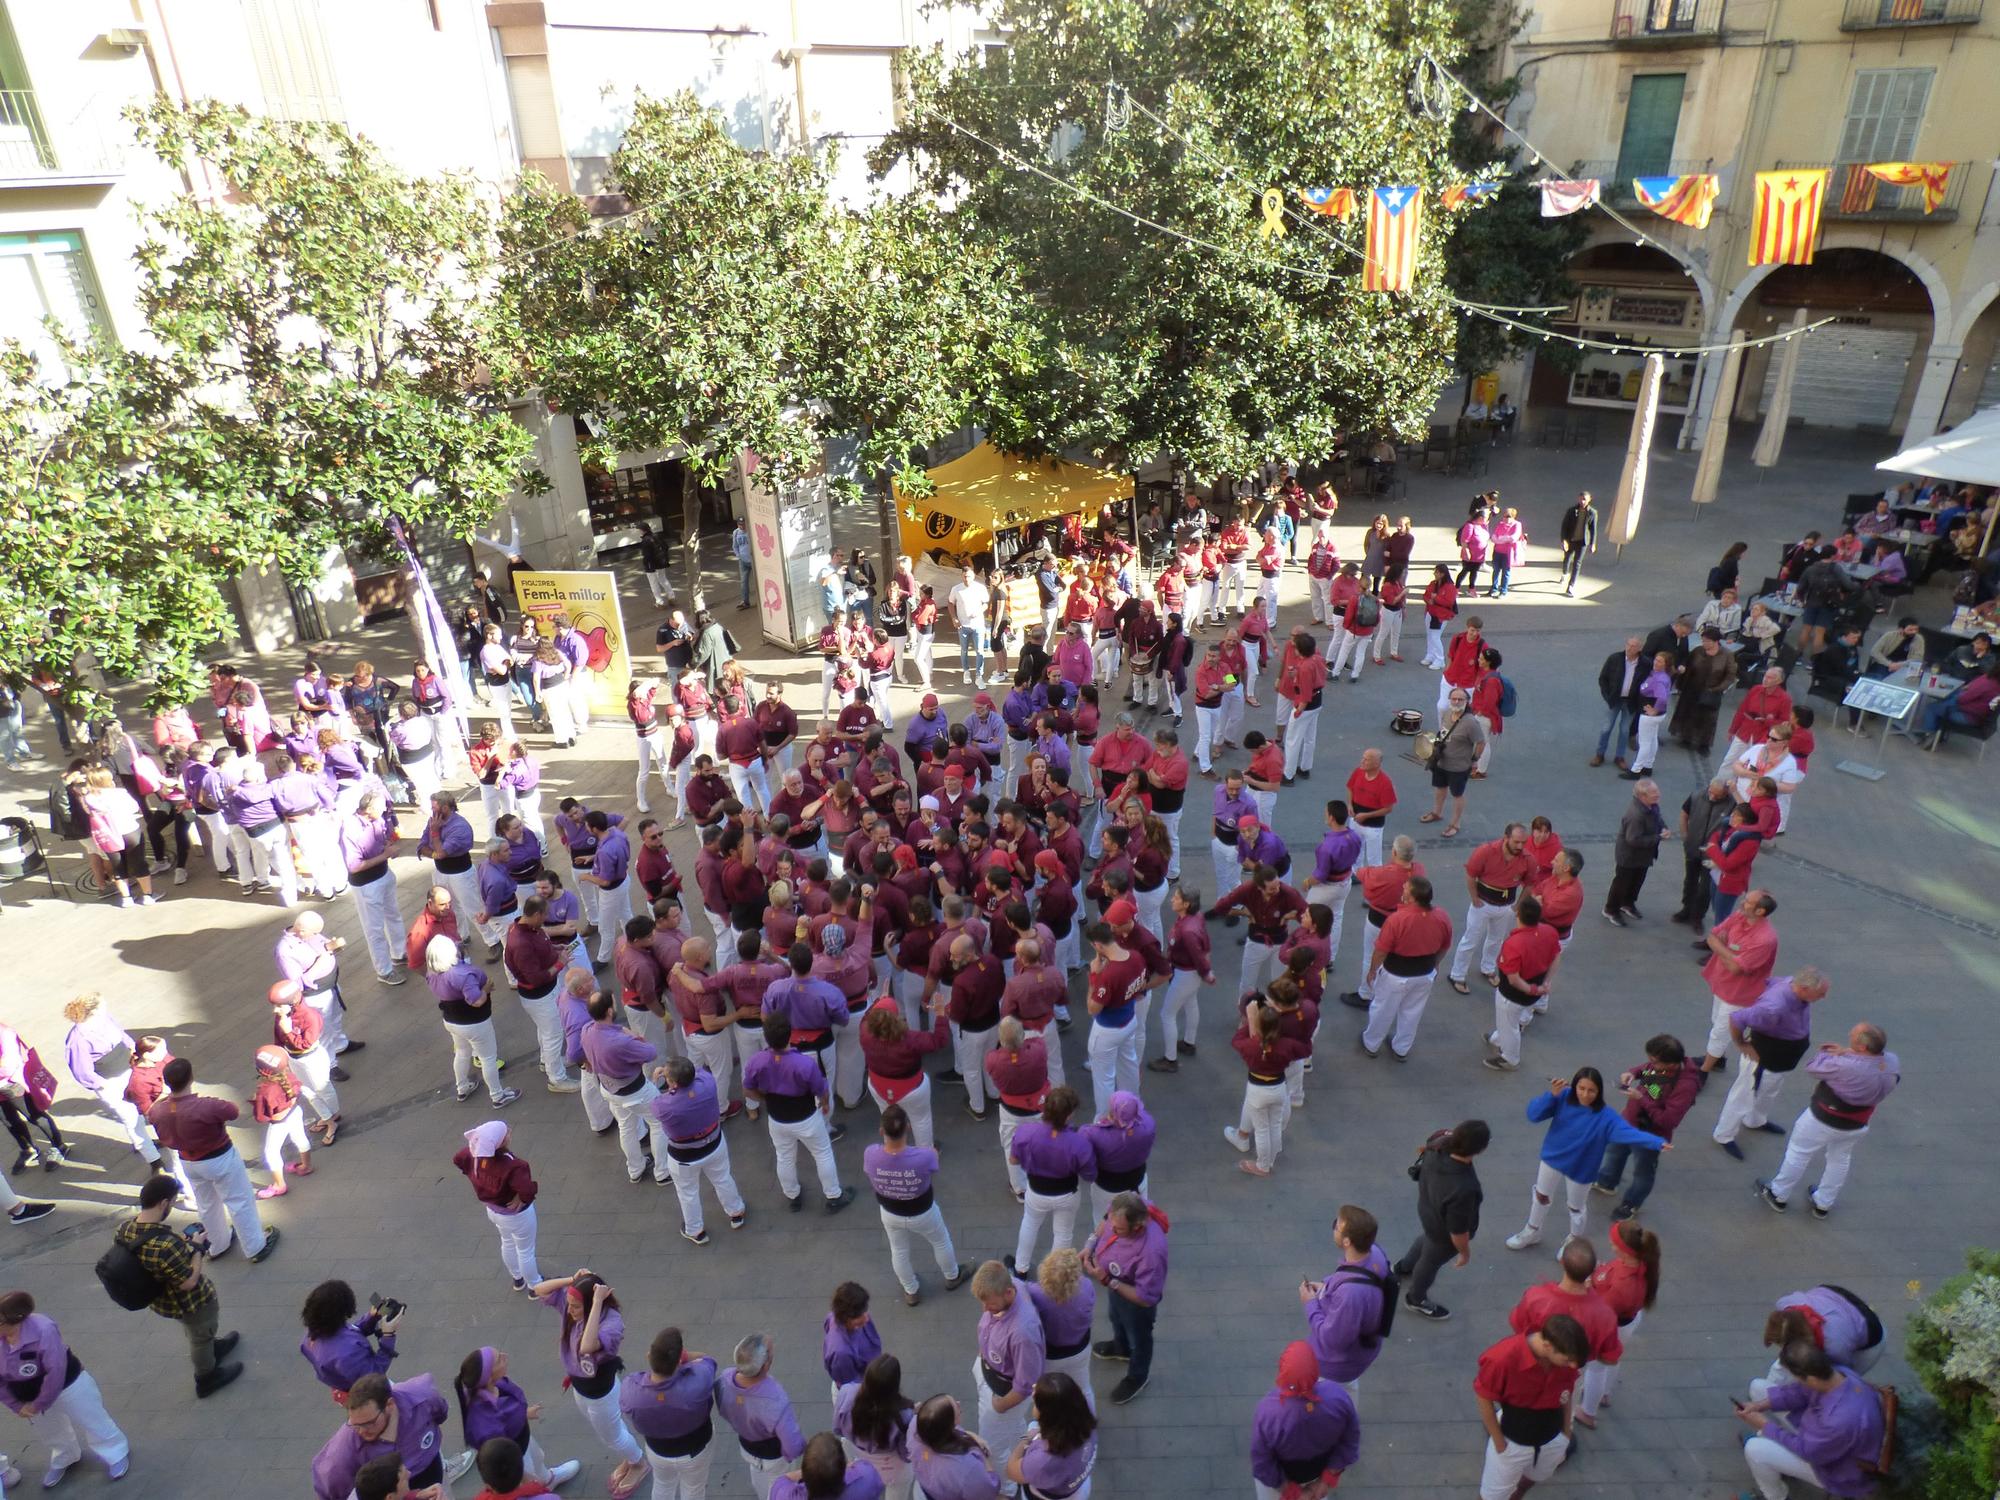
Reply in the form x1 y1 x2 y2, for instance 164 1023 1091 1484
1504 1068 1664 1251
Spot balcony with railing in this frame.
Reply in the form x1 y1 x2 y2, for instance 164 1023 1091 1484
0 89 125 187
1776 160 1969 223
1573 159 1717 207
1610 0 1727 44
1840 0 1983 30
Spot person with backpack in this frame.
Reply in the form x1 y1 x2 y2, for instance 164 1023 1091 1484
1330 587 1379 683
78 766 154 908
1394 1120 1488 1320
103 1174 242 1396
1468 647 1509 778
0 1289 131 1485
1298 1206 1396 1401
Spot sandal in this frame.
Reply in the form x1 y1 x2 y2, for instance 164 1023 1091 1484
1442 825 1460 837
316 1116 341 1147
1448 978 1470 994
1419 812 1442 824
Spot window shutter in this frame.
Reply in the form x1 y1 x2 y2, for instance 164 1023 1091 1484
1615 74 1686 183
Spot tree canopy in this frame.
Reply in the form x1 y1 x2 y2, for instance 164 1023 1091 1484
0 99 533 710
875 0 1471 476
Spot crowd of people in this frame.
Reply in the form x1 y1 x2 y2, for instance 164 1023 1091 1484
0 467 1941 1500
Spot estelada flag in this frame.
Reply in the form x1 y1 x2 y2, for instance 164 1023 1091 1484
1632 173 1720 229
1865 161 1953 214
1441 182 1501 211
1749 169 1827 267
1362 186 1421 293
1298 186 1355 221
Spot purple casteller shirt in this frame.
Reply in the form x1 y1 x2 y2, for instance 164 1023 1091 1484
1087 1215 1168 1306
594 827 632 887
580 1021 656 1089
1732 975 1816 1042
832 1379 913 1460
744 1048 828 1107
822 1312 882 1388
763 975 850 1033
1311 826 1363 884
619 1355 717 1443
1250 1378 1360 1489
1080 1093 1155 1182
300 1316 395 1394
537 1287 625 1382
713 1369 806 1458
310 1373 448 1500
461 1376 530 1448
1304 1245 1394 1383
771 1464 885 1500
420 812 475 864
478 859 518 916
1773 1287 1877 1367
0 1314 76 1415
863 1144 937 1209
1008 1121 1094 1187
1024 1277 1096 1357
1018 1431 1096 1498
63 1012 133 1092
557 989 593 1068
1762 1367 1886 1498
340 809 397 875
1210 785 1257 835
976 1288 1044 1387
651 1069 722 1143
911 1437 1000 1499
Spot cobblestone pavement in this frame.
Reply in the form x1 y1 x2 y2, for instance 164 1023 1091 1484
0 426 1990 1498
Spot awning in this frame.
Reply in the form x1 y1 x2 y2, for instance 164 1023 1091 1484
1878 406 2000 488
892 442 1133 560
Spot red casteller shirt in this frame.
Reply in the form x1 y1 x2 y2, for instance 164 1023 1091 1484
1358 861 1423 917
1345 767 1397 825
1473 1333 1580 1411
1443 630 1485 689
1373 904 1454 962
1509 1282 1623 1364
1531 872 1585 936
1465 841 1535 901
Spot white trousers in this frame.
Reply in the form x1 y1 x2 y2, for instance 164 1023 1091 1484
436 866 487 953
595 878 634 962
1157 969 1201 1057
1578 1308 1641 1417
517 988 570 1083
1014 1186 1079 1271
1158 809 1183 879
1450 901 1511 984
1355 825 1383 870
644 1437 714 1500
1222 562 1247 613
687 1030 737 1105
349 873 408 978
1239 939 1280 1000
565 678 593 734
1257 576 1280 627
1091 639 1121 685
1713 1052 1790 1143
954 1025 998 1113
182 1147 268 1258
1743 1435 1821 1500
1524 1159 1592 1241
574 1384 642 1466
1220 684 1245 744
607 1080 669 1181
1705 994 1746 1062
29 1368 128 1473
245 824 299 906
1767 1112 1868 1211
732 1026 766 1116
443 1018 507 1102
728 759 773 816
1362 969 1435 1058
1308 575 1332 624
1194 706 1220 772
834 1020 866 1108
870 1077 934 1150
296 815 346 897
289 1043 340 1123
196 811 231 873
974 1361 1030 1483
1134 882 1168 948
1632 711 1665 773
912 634 935 690
86 1078 159 1162
667 1139 745 1235
1238 1079 1292 1170
1372 610 1403 661
1478 1433 1569 1500
768 1111 841 1201
997 1108 1029 1197
302 983 350 1058
1086 1019 1137 1118
1423 622 1446 666
634 733 665 812
260 1110 309 1176
882 1202 959 1295
486 1203 541 1285
1330 632 1371 680
578 1069 615 1133
1489 992 1532 1067
478 782 517 838
1282 706 1320 778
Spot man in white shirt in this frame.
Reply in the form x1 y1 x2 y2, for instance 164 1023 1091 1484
948 567 991 687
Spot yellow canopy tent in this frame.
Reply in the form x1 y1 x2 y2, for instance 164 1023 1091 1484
892 443 1134 562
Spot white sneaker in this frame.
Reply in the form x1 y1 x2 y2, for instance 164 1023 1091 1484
444 1449 477 1483
491 1088 522 1108
547 1078 581 1094
547 1460 582 1487
1504 1228 1541 1251
173 867 189 885
1221 1126 1249 1154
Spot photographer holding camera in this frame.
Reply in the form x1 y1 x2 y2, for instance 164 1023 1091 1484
105 1174 243 1397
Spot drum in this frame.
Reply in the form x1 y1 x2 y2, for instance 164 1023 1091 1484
1390 709 1425 736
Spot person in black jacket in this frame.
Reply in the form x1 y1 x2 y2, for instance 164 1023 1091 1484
1639 617 1693 685
1557 494 1597 597
1603 781 1664 927
1392 1118 1488 1320
1591 637 1648 769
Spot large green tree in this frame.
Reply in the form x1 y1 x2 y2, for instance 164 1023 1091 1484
876 0 1470 478
0 99 534 711
499 93 837 603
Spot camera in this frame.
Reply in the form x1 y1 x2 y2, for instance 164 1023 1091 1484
369 1293 407 1323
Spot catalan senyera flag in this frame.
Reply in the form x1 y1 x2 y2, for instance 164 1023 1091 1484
1362 185 1421 293
1298 186 1356 221
1749 169 1827 267
1440 182 1501 211
1632 173 1720 229
1865 161 1953 214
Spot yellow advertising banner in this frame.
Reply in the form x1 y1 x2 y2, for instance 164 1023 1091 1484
510 570 633 718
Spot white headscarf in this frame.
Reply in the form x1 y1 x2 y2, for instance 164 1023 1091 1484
464 1121 508 1160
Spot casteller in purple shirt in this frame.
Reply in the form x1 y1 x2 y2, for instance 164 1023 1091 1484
822 1311 882 1388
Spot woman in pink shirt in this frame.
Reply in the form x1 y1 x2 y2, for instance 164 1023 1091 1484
1487 508 1526 597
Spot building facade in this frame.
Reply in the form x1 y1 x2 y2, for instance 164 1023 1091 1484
0 0 988 655
1501 0 2000 447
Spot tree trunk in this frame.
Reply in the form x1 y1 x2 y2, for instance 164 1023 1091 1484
680 461 703 609
876 468 898 588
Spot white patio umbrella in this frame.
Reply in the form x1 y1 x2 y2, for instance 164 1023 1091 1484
1690 330 1745 508
1605 353 1664 554
1752 308 1809 469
